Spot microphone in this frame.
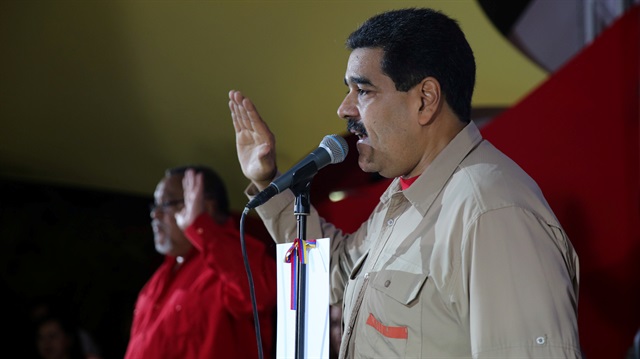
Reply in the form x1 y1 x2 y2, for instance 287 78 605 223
245 134 349 210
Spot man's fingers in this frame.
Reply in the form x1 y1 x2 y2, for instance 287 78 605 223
194 173 203 194
183 169 194 191
229 93 255 132
230 100 242 133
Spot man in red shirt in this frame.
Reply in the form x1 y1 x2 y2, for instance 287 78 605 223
125 165 277 359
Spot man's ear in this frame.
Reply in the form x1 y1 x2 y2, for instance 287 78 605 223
418 77 441 125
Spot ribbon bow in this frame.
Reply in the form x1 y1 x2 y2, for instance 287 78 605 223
284 238 317 310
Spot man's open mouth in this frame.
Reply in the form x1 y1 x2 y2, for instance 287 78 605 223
347 119 368 141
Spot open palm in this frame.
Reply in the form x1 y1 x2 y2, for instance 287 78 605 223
229 90 278 187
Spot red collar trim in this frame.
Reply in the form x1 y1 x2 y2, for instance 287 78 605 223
399 176 419 190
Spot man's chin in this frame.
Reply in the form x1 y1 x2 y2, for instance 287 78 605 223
358 165 375 173
154 238 172 255
357 157 377 174
358 161 394 179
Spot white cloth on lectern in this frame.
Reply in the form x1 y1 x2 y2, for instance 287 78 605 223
276 237 330 359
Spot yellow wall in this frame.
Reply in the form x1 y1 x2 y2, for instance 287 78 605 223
0 0 547 210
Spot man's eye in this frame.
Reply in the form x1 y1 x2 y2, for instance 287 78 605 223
357 89 369 96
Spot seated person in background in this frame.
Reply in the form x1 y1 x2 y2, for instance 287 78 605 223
124 165 277 359
35 314 90 359
29 296 103 359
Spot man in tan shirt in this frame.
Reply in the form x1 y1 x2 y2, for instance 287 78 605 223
229 8 582 358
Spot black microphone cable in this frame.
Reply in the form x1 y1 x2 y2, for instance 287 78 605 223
239 207 264 359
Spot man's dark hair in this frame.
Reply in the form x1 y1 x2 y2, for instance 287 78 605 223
166 165 230 216
346 8 476 123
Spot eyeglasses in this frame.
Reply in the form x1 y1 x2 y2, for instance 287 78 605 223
149 199 184 214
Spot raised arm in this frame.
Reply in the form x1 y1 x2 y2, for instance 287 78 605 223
229 90 278 191
174 169 204 231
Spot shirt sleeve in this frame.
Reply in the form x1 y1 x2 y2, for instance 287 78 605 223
464 206 582 358
184 213 278 317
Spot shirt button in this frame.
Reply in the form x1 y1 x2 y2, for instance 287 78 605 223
197 228 204 234
346 326 352 335
536 336 545 345
384 280 391 287
387 219 394 226
364 272 369 279
175 305 182 312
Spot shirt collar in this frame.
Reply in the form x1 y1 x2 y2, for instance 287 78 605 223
399 175 420 190
379 121 484 216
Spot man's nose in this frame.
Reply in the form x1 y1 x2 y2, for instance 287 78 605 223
337 93 358 120
150 207 161 219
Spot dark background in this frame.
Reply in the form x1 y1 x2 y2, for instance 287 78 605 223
1 179 159 358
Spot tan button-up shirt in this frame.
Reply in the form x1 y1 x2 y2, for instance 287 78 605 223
251 122 581 358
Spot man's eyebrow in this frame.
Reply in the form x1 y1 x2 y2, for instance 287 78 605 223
344 76 374 87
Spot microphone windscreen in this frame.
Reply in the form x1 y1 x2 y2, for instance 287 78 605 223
320 134 349 164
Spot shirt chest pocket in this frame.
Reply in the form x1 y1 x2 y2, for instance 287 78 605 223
357 269 429 358
371 269 429 305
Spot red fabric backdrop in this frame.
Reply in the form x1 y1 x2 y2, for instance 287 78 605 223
482 7 640 358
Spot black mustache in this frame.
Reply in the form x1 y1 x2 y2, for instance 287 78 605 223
347 119 368 137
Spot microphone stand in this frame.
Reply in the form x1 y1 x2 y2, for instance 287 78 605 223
252 159 317 358
287 161 318 359
292 181 311 359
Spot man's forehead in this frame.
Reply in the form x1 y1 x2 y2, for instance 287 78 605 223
154 175 183 198
344 48 385 83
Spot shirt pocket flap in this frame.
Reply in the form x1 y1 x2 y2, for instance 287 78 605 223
371 270 429 305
